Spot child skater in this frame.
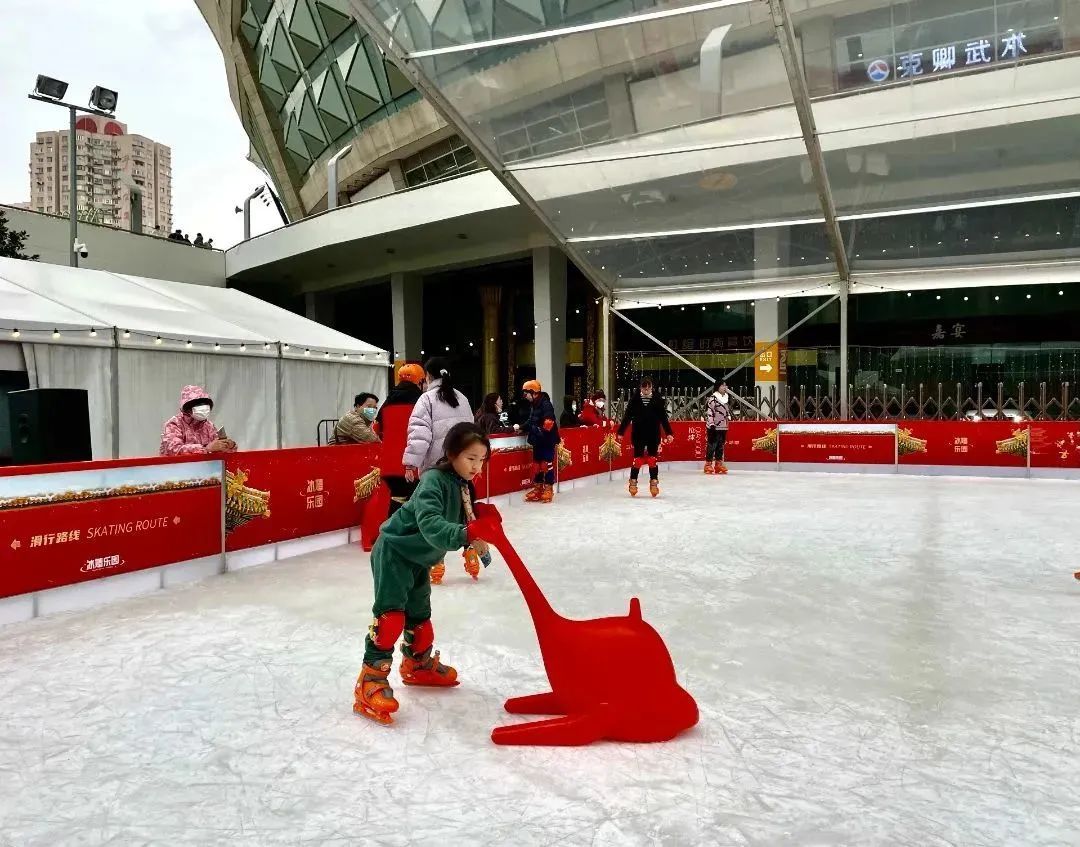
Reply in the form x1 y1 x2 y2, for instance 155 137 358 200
704 380 732 475
354 422 500 725
519 379 560 503
618 377 674 497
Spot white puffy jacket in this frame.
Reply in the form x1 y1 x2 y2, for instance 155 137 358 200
402 379 474 472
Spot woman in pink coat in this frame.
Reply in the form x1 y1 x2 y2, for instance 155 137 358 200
159 384 236 456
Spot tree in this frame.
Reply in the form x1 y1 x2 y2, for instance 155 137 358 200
0 209 39 261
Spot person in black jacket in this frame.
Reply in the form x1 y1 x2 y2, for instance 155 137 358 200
519 379 560 502
617 377 673 497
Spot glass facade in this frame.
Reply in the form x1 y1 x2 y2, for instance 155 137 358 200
357 0 1080 295
240 0 422 178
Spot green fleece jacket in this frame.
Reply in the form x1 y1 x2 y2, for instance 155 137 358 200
375 466 472 568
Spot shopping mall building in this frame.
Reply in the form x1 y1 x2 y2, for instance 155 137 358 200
198 0 1080 419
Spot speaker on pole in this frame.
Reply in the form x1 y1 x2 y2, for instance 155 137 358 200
8 388 92 465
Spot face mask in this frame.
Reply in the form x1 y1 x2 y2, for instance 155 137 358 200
572 403 578 412
190 404 211 421
641 393 652 401
595 400 605 410
362 407 377 421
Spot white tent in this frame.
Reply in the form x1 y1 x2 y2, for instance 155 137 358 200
0 257 388 458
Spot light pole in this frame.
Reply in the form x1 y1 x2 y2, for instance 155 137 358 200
27 76 118 267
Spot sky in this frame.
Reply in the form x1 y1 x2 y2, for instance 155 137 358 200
0 0 283 248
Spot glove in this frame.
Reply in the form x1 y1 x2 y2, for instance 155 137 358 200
473 502 502 522
542 419 555 432
467 517 499 545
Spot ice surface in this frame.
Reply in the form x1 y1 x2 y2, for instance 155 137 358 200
1 469 1078 846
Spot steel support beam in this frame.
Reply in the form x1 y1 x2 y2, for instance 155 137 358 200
345 0 612 300
767 0 850 284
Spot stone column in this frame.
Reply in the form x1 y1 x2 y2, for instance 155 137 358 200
390 272 422 361
480 285 502 397
533 247 567 416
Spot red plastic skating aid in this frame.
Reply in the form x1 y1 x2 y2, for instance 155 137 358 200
483 517 698 746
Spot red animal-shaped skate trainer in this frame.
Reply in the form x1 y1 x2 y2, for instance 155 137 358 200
477 510 698 746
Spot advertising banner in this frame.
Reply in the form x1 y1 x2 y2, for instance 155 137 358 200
724 421 781 462
1029 422 1080 469
896 420 1027 469
0 460 222 599
224 444 381 551
778 424 896 465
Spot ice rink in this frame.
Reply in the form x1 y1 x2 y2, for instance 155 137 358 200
1 467 1078 846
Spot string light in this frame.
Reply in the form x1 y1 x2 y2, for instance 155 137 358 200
123 330 131 339
214 343 221 351
907 292 912 297
240 344 247 351
263 343 271 351
283 343 290 351
304 349 311 356
1059 290 1065 296
10 329 19 339
52 329 60 339
445 346 450 351
154 336 163 345
1026 294 1032 299
324 351 330 358
186 341 193 348
89 328 97 338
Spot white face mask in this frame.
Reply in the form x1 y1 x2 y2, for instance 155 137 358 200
595 400 605 410
572 403 578 412
190 404 211 421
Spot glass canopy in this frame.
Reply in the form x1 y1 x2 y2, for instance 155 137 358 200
346 0 1080 300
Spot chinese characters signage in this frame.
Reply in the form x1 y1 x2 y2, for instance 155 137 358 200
754 341 788 383
861 27 1046 88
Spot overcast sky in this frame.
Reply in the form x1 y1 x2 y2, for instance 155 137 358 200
0 0 283 248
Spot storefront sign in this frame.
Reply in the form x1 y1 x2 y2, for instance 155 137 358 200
871 30 1031 84
778 424 897 464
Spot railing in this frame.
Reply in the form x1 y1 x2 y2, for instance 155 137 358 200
607 382 1079 422
317 419 337 446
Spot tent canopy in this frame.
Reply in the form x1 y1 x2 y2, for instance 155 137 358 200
0 257 388 459
0 257 386 360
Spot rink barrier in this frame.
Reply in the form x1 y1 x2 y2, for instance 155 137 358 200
2 422 1078 625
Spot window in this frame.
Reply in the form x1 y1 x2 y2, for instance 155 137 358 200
402 135 481 188
491 84 612 163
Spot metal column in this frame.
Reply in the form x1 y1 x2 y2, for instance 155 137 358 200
68 105 78 267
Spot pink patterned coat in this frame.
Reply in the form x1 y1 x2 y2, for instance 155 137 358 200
159 384 221 456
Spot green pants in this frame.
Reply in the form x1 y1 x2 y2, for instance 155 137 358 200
363 537 433 665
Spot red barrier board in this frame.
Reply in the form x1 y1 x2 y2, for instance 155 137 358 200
1 478 221 599
724 421 780 462
781 431 896 464
1030 422 1080 469
225 444 380 551
559 428 614 481
896 420 1026 468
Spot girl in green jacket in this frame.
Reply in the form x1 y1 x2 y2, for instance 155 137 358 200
355 421 499 725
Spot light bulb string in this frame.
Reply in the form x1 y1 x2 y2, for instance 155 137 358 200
1 326 384 361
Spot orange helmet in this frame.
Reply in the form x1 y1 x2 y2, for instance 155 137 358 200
522 379 542 394
397 363 425 386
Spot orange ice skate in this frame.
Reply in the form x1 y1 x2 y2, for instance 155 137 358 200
354 662 399 725
463 548 480 580
400 647 459 687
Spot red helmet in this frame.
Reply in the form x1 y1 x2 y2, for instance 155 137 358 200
397 363 425 386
